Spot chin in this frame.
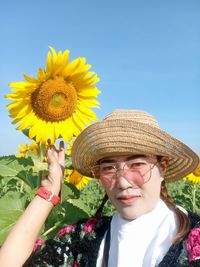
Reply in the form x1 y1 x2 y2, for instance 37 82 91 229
119 207 144 220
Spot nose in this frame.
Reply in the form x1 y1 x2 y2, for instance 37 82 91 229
115 172 133 189
115 165 140 189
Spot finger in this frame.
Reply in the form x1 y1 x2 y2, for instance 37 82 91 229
46 148 57 163
58 141 65 167
46 148 53 162
47 139 57 155
59 140 64 151
49 143 58 158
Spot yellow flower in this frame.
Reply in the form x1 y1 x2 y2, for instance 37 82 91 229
184 163 200 184
5 47 100 144
16 142 39 158
66 140 74 155
64 169 91 190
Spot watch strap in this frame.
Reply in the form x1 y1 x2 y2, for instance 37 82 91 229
37 187 60 206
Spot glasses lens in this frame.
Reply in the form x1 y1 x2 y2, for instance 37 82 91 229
124 159 152 184
91 159 155 188
124 171 145 186
91 163 116 187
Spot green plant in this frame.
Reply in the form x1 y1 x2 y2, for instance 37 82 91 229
167 180 200 215
0 154 90 245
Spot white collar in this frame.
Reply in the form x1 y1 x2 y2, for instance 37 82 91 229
97 200 178 267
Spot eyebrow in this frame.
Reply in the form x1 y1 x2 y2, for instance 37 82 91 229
100 155 147 164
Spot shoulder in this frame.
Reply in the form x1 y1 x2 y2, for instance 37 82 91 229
159 211 200 267
54 216 112 245
24 216 112 267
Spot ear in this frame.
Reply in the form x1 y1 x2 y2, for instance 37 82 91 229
159 157 169 176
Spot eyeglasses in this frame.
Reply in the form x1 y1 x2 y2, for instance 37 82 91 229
91 158 157 188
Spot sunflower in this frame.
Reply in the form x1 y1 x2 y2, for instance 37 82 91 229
16 142 39 158
64 169 91 190
184 163 200 184
5 47 100 144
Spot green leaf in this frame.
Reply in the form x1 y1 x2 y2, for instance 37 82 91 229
62 199 90 225
32 161 48 173
0 156 33 177
0 191 27 210
17 170 40 188
65 156 72 169
0 192 27 245
22 128 30 138
0 155 40 189
60 183 80 202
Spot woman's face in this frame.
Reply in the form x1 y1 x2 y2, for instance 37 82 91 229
98 154 165 220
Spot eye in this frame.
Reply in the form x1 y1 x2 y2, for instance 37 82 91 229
127 161 147 169
100 164 115 172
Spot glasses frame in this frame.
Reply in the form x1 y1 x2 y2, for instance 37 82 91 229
90 158 158 188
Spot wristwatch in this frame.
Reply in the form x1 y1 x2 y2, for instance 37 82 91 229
36 187 60 206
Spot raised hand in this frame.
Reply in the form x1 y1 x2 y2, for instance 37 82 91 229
41 140 65 195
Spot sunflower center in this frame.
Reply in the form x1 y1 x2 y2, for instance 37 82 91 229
31 77 77 122
50 93 66 108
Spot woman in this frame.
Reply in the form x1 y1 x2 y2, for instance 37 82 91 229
0 109 199 267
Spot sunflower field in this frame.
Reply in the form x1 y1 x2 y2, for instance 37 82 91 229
0 152 200 247
0 47 200 247
0 153 114 246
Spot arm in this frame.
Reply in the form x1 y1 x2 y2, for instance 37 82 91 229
0 141 65 267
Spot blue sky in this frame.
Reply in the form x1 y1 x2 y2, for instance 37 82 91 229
0 0 199 156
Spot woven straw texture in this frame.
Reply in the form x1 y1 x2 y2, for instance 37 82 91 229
72 110 199 182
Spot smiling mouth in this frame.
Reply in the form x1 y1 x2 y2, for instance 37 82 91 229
118 195 141 205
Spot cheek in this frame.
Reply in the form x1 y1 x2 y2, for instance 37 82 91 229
143 173 162 197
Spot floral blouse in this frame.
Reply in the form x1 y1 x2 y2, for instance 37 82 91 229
24 212 200 267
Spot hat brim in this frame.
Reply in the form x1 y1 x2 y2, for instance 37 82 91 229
72 119 199 182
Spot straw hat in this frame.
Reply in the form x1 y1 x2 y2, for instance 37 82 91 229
71 110 199 182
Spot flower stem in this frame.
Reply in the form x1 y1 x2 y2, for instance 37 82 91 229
39 141 44 162
38 142 48 186
43 225 57 237
192 183 197 213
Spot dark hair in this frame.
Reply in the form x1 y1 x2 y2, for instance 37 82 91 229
160 180 191 244
157 155 191 244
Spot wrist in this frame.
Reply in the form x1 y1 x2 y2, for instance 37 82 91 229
41 178 62 196
36 187 60 206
